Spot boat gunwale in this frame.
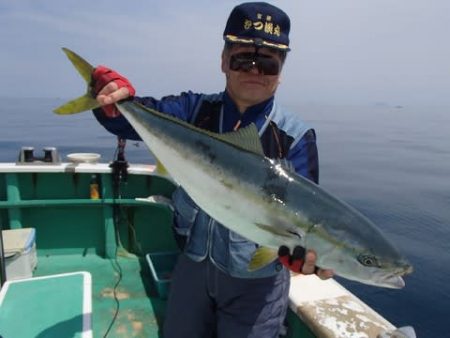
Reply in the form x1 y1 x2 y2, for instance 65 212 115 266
0 162 158 175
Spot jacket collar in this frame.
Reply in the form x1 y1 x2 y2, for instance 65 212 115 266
222 91 274 132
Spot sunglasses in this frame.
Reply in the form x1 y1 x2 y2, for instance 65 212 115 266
229 52 281 76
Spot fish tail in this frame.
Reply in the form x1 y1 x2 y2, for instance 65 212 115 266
53 48 100 115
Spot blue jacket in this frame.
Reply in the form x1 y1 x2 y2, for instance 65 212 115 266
94 91 319 278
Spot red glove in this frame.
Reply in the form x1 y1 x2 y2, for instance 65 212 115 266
91 66 136 117
278 245 306 273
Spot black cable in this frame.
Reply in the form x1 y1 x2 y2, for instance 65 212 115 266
102 244 123 338
103 138 129 337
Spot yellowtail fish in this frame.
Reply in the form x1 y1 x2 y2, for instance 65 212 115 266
55 48 413 288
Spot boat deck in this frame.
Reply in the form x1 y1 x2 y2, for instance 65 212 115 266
34 252 166 337
0 271 91 338
0 163 179 337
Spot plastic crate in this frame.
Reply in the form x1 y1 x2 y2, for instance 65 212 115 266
3 228 37 280
146 251 179 299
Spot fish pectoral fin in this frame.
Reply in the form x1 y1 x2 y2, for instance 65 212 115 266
255 223 303 240
248 247 279 271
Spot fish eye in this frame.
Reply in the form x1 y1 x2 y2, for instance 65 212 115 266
358 254 379 267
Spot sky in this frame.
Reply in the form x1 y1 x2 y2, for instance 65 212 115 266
0 0 449 106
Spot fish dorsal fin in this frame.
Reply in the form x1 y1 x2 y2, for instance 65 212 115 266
216 124 265 156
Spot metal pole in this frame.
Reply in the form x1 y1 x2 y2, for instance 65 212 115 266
0 219 6 287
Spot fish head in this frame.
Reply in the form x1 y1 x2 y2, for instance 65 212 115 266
347 250 413 288
308 219 414 289
356 252 413 289
316 236 414 288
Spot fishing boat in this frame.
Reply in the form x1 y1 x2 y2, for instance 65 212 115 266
0 148 411 337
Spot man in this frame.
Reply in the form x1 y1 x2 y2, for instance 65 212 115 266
93 2 333 337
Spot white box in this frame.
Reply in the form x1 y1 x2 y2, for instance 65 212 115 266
3 228 37 280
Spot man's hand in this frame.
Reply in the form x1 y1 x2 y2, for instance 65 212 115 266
92 66 136 117
278 245 334 280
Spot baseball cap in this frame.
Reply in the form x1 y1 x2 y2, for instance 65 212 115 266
223 2 291 51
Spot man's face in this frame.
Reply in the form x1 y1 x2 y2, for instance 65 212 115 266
221 44 284 112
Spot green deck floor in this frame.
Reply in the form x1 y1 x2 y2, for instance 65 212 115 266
0 272 89 338
34 253 167 338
